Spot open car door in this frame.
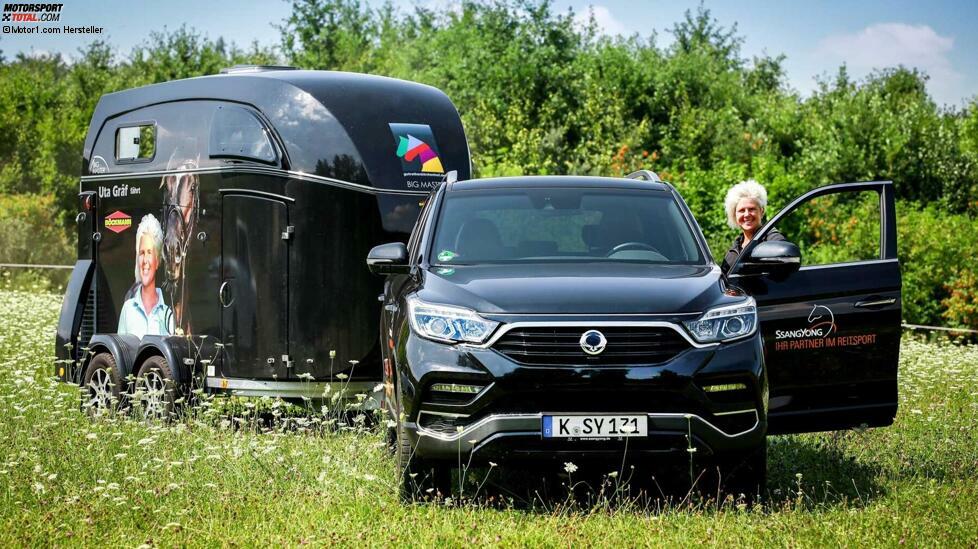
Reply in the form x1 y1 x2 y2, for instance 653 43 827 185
728 181 901 434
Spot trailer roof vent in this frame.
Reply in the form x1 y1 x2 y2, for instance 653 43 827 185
220 65 299 74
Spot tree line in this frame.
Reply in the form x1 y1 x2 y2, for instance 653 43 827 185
0 1 975 329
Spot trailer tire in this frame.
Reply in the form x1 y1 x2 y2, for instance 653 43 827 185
134 355 181 421
82 352 125 417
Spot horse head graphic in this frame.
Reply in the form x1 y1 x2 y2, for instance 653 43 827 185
807 304 836 336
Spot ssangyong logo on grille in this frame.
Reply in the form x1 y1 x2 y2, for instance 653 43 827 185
579 330 607 355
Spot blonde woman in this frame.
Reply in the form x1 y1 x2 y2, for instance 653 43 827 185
720 180 784 274
118 214 173 337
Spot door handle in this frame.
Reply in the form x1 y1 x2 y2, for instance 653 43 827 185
854 297 895 309
219 280 234 308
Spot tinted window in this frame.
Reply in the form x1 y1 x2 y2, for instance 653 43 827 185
430 188 703 264
209 105 276 164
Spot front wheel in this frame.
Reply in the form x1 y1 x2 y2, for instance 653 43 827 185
396 417 452 502
705 442 767 502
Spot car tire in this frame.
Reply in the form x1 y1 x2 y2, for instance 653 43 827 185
134 355 181 421
708 442 767 502
396 409 452 502
385 419 397 456
82 352 125 417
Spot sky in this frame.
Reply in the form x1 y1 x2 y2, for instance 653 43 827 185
2 0 976 108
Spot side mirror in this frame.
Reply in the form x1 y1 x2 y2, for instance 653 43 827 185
734 240 801 277
367 242 410 275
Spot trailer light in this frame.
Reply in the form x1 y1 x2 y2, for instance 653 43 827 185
430 383 483 394
702 383 748 393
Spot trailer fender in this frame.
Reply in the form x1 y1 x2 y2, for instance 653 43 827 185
55 259 94 381
83 334 141 386
134 336 196 388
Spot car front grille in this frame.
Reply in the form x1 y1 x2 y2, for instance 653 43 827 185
491 325 691 366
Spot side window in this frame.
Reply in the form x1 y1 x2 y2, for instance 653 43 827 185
115 124 156 163
209 105 277 164
772 190 881 266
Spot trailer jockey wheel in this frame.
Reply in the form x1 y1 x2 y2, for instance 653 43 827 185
135 356 181 421
82 352 124 417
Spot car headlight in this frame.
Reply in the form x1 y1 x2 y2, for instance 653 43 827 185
407 296 499 344
683 298 757 343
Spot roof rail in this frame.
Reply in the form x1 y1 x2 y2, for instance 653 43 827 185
626 170 662 182
220 65 298 74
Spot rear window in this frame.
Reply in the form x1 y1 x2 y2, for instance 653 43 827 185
430 188 704 265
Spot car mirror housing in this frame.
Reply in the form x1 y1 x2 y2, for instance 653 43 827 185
733 240 801 277
367 242 410 275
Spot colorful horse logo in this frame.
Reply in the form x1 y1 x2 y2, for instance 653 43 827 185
395 134 444 173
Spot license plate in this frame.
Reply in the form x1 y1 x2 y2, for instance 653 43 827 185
542 415 647 438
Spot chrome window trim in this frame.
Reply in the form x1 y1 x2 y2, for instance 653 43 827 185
80 165 431 196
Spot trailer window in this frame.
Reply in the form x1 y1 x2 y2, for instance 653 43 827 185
115 124 156 162
210 105 277 164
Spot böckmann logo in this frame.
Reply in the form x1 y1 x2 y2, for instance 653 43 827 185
104 211 132 234
2 4 63 22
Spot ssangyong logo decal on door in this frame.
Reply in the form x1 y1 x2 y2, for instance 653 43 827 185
104 211 132 233
774 303 877 351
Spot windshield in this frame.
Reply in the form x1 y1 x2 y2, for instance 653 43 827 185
429 188 704 265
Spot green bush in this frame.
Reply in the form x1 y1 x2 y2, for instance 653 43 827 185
0 193 73 291
897 205 978 330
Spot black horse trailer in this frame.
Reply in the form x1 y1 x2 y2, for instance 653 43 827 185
55 67 471 413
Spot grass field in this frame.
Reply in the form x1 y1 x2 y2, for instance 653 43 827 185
1 288 977 547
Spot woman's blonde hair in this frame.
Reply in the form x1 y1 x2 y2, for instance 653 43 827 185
724 179 768 230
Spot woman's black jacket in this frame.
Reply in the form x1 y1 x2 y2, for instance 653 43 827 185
720 227 785 275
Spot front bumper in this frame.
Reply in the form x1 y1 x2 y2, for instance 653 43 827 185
396 326 767 463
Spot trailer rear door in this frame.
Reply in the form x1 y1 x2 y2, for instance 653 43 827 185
221 194 289 379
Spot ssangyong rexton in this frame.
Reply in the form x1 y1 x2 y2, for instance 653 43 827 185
367 172 901 499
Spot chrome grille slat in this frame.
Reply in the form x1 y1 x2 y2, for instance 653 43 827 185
492 326 690 366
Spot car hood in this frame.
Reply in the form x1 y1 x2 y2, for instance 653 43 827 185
417 262 728 315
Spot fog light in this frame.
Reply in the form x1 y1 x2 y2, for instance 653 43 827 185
702 383 748 393
430 383 483 394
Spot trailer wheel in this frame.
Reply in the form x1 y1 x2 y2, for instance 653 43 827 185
82 352 124 417
134 355 181 421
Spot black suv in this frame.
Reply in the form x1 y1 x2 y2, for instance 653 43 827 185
368 173 901 499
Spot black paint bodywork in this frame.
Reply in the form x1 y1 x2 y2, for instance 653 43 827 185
378 177 901 464
56 69 471 390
